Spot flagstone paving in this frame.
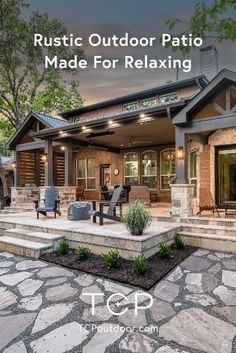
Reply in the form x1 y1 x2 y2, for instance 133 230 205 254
0 249 235 353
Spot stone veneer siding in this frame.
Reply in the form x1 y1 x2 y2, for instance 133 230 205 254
11 187 40 206
171 184 195 218
39 186 77 207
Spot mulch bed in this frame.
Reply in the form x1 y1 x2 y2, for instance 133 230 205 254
40 245 197 290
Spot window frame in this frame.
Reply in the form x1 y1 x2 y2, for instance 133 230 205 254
123 101 138 112
160 148 176 191
76 157 96 190
141 150 157 189
124 152 139 185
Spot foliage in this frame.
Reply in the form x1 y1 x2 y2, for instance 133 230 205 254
174 234 185 249
0 118 16 156
166 0 236 54
159 243 172 258
56 239 69 255
102 250 121 269
122 201 152 234
133 255 148 275
0 0 84 128
75 246 91 261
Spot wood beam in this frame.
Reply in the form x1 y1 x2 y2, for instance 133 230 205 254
44 140 53 186
64 142 73 186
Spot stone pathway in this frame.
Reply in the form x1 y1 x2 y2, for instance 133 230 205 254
0 249 235 353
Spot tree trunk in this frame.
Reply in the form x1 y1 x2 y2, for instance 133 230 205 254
0 155 9 198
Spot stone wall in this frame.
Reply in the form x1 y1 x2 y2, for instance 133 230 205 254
11 187 40 206
39 186 77 208
171 184 195 218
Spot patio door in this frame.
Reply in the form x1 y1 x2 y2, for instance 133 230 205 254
100 164 111 187
216 146 236 206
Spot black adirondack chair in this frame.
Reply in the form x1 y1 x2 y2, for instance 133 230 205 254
34 187 61 219
91 185 123 225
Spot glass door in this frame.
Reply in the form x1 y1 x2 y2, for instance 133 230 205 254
216 146 236 205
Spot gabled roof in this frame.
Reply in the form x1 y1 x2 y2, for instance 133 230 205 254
7 111 71 149
173 69 236 125
61 75 208 118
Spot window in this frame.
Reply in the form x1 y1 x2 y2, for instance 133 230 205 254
124 153 138 185
141 151 157 189
189 150 197 196
77 157 95 190
160 149 176 190
140 97 157 108
160 92 177 104
123 102 138 112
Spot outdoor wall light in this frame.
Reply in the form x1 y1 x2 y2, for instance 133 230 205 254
11 162 16 169
177 146 184 160
41 154 48 163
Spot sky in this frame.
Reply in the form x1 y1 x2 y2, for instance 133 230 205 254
25 0 236 105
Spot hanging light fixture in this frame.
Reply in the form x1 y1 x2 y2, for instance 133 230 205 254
41 154 48 163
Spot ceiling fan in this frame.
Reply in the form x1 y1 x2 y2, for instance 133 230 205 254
127 136 153 147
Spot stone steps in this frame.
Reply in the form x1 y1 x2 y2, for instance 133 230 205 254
183 216 236 228
181 223 236 237
179 231 236 253
0 228 64 258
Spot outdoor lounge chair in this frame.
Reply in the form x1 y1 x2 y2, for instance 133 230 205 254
196 188 220 217
91 185 123 225
34 187 61 219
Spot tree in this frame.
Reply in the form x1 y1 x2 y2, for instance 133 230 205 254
0 0 84 197
167 0 236 54
0 0 84 127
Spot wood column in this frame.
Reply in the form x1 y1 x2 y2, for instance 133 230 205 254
44 140 53 186
64 142 73 186
14 151 21 187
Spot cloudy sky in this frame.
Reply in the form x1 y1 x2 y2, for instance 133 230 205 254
25 0 236 105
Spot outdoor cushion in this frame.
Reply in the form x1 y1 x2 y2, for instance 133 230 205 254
68 202 91 220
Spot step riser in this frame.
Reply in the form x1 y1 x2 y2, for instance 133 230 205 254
182 226 236 237
182 234 236 253
182 218 236 227
0 242 41 258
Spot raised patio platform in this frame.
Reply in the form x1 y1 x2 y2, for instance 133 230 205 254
0 212 180 259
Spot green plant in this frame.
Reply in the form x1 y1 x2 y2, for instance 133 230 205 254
56 240 69 255
159 243 172 258
174 234 185 249
133 255 148 275
122 201 152 235
76 246 91 260
102 250 121 269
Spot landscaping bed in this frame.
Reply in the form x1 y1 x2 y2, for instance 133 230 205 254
40 244 197 289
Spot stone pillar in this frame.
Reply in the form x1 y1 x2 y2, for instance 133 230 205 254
171 184 195 218
64 142 73 186
44 140 53 186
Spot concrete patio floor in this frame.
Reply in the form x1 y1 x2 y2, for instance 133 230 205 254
0 249 235 353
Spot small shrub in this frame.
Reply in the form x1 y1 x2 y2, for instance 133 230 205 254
76 246 91 260
174 234 185 249
56 240 69 255
133 255 148 275
122 200 152 235
159 243 172 258
102 250 121 269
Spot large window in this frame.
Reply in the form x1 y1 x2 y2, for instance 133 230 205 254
160 149 176 190
189 150 197 195
77 157 96 190
141 151 157 189
140 97 157 108
124 153 138 185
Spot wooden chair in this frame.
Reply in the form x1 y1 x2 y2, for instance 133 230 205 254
91 185 123 225
76 185 85 201
34 187 61 219
197 188 220 217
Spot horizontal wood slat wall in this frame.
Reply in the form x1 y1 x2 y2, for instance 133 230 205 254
19 151 36 186
55 153 65 186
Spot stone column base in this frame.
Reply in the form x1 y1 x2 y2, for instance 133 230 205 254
170 184 195 218
11 187 40 206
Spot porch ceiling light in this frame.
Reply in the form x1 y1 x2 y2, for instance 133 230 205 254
82 126 86 130
108 120 113 125
59 130 63 134
140 113 145 118
41 154 48 163
177 146 184 160
61 146 65 151
11 162 16 169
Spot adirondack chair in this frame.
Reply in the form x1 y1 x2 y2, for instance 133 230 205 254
197 188 220 217
91 185 123 225
34 187 61 219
